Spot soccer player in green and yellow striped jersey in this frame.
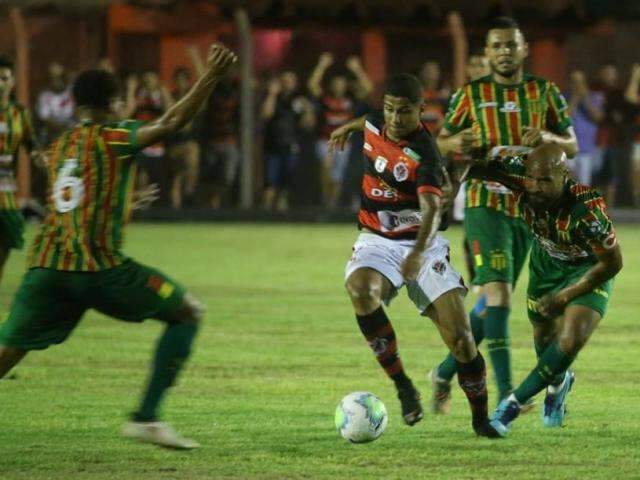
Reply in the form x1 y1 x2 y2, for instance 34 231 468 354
0 56 41 285
467 144 622 436
430 17 578 411
0 44 237 450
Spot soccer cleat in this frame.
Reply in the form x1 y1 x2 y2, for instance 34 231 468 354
397 386 424 426
542 370 575 428
122 421 200 450
473 419 502 439
489 394 521 437
428 368 452 414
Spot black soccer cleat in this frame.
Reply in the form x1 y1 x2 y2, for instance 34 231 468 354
473 418 502 439
397 386 424 426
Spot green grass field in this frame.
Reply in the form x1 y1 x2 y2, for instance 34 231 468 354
0 223 638 479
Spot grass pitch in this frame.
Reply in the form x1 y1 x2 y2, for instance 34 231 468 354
0 222 638 479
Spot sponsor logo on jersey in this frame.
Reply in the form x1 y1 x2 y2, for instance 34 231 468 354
478 101 498 109
374 156 388 173
377 209 422 232
402 147 421 162
393 162 409 182
370 187 397 199
499 101 521 113
490 250 507 271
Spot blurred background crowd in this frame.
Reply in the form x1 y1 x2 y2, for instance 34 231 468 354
4 0 640 214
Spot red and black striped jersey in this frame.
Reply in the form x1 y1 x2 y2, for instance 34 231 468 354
319 95 354 139
358 111 445 240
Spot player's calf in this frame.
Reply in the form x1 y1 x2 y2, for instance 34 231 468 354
0 345 27 379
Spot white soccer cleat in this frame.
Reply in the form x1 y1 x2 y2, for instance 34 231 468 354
122 421 200 450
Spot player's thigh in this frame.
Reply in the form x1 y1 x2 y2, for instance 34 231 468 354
558 304 602 354
88 260 192 323
345 234 403 305
464 207 515 286
526 245 564 324
0 269 86 351
406 235 468 315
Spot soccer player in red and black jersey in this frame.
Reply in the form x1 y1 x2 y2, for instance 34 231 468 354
330 74 499 438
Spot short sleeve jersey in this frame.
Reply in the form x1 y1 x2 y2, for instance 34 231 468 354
0 102 37 209
487 150 617 263
358 111 445 240
444 74 572 217
29 119 145 272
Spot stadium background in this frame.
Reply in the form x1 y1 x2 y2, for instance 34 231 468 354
1 1 639 479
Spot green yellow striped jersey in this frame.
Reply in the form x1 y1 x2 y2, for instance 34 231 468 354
28 119 144 271
0 102 37 209
443 74 573 217
487 152 617 264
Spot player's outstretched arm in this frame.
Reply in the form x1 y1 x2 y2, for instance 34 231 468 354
400 192 441 282
328 115 365 152
539 243 622 318
136 44 237 149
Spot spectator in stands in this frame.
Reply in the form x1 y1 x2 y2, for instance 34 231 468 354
466 53 490 82
165 67 200 209
189 46 240 209
419 60 451 134
261 71 316 212
624 63 640 206
36 62 74 147
308 52 373 208
126 71 171 192
567 70 604 185
594 64 629 206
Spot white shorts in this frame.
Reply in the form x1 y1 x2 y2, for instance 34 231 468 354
345 232 467 314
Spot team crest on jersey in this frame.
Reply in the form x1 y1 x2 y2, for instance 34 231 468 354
432 261 446 275
374 156 388 173
500 101 521 113
393 162 409 182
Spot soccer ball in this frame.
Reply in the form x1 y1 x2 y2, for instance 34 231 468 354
334 392 388 443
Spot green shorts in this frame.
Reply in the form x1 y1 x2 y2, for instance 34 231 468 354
0 259 187 350
464 207 532 286
527 243 612 323
0 208 25 250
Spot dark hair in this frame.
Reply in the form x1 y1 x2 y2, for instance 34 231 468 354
72 69 119 109
0 56 14 70
384 73 423 104
488 16 520 31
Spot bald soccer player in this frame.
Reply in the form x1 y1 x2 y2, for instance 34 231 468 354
462 143 622 437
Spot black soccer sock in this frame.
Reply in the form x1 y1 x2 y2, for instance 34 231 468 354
356 306 412 391
456 352 490 430
134 322 198 422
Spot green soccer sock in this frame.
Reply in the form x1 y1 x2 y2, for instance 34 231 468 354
513 342 575 404
134 323 198 422
534 340 565 386
436 309 485 381
485 306 512 400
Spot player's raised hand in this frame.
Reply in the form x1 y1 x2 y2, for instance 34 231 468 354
132 183 160 211
206 44 238 77
328 124 353 153
346 55 363 72
318 52 334 68
522 126 543 147
401 250 423 282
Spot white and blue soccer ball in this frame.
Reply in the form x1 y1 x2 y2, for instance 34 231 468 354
335 392 388 443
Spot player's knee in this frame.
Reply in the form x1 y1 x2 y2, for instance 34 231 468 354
171 293 205 327
345 276 382 310
558 334 584 356
484 282 511 307
450 326 476 362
